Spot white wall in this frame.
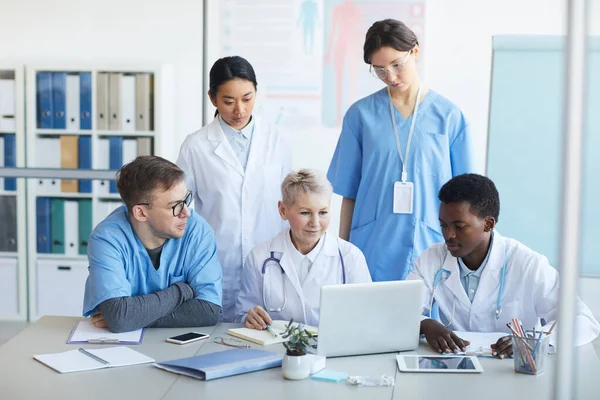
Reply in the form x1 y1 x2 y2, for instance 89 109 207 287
0 0 205 162
426 0 599 173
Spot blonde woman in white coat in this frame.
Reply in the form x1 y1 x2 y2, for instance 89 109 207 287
407 174 600 358
235 169 372 328
177 56 290 321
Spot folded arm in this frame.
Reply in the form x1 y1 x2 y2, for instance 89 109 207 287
97 282 194 332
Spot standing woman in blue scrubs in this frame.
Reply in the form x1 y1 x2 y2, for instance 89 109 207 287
327 19 475 281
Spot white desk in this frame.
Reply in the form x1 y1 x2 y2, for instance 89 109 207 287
1 316 599 400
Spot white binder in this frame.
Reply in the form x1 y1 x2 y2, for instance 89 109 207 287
63 200 79 257
120 75 136 131
36 137 61 194
65 74 80 131
0 79 16 132
122 138 137 165
95 138 110 195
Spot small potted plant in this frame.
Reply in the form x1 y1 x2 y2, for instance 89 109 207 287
281 319 314 380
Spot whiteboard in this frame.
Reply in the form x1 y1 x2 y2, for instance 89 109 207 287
486 35 600 277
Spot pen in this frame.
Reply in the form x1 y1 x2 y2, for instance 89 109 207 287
265 325 278 338
78 348 110 365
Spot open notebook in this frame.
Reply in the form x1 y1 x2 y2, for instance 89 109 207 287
34 346 155 373
227 320 318 346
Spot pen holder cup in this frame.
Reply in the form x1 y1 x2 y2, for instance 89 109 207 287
512 335 551 375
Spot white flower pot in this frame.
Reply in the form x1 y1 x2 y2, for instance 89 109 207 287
282 353 311 380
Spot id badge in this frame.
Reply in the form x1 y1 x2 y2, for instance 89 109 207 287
393 181 414 214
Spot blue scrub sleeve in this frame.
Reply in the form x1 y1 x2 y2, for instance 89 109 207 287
327 110 363 200
83 231 132 316
449 123 476 176
184 226 223 307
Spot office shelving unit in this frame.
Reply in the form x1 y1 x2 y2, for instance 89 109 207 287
0 64 26 321
24 63 173 320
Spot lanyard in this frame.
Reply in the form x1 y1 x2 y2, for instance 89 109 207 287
387 84 422 182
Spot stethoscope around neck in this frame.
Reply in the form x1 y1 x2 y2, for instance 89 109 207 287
261 247 346 314
430 244 507 327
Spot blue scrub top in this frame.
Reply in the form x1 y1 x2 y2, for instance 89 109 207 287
83 206 223 316
327 88 475 281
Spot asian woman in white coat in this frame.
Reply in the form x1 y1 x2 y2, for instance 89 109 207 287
235 169 372 329
407 174 600 358
177 56 290 321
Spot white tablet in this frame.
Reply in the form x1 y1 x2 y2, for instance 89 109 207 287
396 355 484 373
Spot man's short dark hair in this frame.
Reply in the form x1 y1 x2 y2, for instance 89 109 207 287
438 174 500 222
116 155 185 212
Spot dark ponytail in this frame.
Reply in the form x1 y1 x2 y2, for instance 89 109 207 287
209 56 258 116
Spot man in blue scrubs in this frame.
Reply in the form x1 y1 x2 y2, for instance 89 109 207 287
83 156 222 332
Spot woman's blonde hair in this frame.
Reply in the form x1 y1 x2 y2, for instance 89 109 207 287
281 169 333 206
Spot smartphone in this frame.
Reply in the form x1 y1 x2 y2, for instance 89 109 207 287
166 332 210 345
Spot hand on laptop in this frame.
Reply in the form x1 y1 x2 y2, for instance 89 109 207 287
421 319 470 354
245 306 273 330
491 335 512 359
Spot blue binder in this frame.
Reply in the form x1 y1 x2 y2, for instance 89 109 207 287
3 134 16 190
154 349 283 381
36 197 51 254
37 72 54 129
52 72 67 129
108 137 123 193
80 72 92 130
78 136 92 193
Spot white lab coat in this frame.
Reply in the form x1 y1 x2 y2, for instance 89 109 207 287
235 228 373 327
177 116 290 321
407 231 600 347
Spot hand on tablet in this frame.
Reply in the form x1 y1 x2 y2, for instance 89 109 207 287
491 335 513 359
245 306 272 330
421 319 470 354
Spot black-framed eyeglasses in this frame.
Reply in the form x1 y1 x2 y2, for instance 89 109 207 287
137 190 193 217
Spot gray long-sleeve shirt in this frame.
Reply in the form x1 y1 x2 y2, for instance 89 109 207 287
97 282 221 333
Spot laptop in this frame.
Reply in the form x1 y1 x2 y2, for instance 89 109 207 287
315 280 424 357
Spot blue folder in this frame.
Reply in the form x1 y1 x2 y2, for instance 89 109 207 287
80 72 92 130
154 349 282 381
52 72 67 129
36 197 51 254
108 137 123 193
3 134 16 190
37 72 54 129
78 136 92 193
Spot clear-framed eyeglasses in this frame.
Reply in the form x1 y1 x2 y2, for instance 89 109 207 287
213 336 251 349
369 50 412 80
136 190 192 217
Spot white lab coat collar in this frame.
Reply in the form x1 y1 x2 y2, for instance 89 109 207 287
440 231 506 310
206 116 262 177
269 228 338 295
285 231 325 266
